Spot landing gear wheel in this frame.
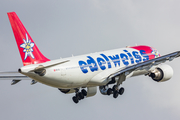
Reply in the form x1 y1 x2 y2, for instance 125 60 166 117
107 88 112 95
72 96 79 104
113 91 119 98
119 87 124 95
76 93 81 100
79 92 84 99
81 89 87 96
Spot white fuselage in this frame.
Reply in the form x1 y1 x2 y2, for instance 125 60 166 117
20 47 152 89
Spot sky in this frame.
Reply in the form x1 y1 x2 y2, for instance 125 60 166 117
0 0 180 120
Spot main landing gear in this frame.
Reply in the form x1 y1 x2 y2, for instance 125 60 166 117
72 89 87 104
108 85 124 98
100 84 125 98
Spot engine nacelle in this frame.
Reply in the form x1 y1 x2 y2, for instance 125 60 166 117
149 64 173 82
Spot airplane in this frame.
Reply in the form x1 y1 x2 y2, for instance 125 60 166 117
2 11 180 103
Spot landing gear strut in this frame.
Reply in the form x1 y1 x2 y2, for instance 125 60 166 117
72 89 87 104
112 73 126 98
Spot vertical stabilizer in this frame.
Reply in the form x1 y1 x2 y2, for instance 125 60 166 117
7 12 50 66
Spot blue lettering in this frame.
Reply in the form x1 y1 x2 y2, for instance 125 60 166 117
78 61 88 73
140 50 149 61
124 50 134 64
120 53 129 66
100 54 112 68
108 55 120 67
78 50 148 74
97 57 106 70
87 56 98 72
132 51 142 63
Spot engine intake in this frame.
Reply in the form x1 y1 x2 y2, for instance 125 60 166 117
149 68 163 81
149 64 173 82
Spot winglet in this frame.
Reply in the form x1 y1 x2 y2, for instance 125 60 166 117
7 12 50 66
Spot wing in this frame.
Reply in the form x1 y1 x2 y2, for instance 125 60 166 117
107 51 180 85
0 71 32 85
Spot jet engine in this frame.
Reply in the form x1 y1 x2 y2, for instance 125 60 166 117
149 64 173 82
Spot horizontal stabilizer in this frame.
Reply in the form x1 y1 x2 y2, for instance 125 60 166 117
11 80 21 85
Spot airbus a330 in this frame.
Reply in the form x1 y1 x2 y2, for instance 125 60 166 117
2 12 180 103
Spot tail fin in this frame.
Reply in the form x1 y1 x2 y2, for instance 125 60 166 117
7 12 50 66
